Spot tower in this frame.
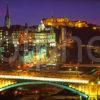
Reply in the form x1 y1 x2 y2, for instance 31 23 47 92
4 4 10 29
60 27 67 63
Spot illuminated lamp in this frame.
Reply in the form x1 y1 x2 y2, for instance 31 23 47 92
98 81 100 84
96 70 100 75
93 27 96 30
17 66 21 69
77 23 82 28
48 22 52 25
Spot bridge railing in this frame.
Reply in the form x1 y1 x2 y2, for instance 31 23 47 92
0 70 96 83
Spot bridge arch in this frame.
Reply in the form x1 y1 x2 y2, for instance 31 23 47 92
0 81 88 99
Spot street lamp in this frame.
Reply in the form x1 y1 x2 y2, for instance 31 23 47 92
75 66 78 76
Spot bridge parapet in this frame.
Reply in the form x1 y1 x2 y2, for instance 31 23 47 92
0 79 16 89
69 83 100 100
0 70 96 82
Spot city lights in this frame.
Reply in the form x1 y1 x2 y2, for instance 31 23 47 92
0 1 99 100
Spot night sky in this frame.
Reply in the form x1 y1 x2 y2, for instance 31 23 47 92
0 0 100 26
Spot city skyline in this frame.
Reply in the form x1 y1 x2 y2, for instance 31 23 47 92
0 0 100 26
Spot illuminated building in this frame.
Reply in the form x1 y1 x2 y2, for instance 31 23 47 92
42 17 88 28
0 19 57 68
74 20 88 28
0 28 3 63
0 28 3 44
18 27 57 68
0 5 14 64
0 5 99 69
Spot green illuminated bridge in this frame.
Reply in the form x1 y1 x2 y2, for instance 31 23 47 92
0 70 100 100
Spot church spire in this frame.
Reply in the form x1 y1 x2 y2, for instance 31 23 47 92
4 4 10 29
6 4 9 17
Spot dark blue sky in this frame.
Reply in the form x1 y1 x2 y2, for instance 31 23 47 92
0 0 100 26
